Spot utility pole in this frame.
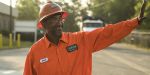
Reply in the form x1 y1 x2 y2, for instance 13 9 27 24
10 0 12 33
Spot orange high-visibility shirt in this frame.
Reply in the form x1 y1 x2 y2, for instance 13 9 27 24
24 18 139 75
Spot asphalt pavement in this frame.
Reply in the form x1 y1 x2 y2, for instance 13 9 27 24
0 43 149 75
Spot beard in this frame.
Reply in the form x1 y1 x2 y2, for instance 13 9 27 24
50 23 63 38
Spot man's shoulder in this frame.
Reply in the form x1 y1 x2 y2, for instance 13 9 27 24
63 31 84 36
63 32 84 42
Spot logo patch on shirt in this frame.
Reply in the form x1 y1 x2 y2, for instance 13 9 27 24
66 44 78 52
40 58 48 63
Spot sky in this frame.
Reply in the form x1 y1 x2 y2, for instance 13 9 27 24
0 0 88 7
0 0 17 7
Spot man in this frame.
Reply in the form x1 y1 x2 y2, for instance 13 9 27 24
23 1 146 75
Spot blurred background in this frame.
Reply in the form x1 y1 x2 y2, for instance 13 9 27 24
0 0 150 75
0 0 150 48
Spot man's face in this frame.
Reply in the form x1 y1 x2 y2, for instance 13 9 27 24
42 13 63 37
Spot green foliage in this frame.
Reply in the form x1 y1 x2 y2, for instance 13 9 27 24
90 0 150 31
16 0 39 20
63 12 80 32
0 35 33 49
90 0 112 22
108 0 136 23
135 0 150 30
91 0 136 23
63 2 83 32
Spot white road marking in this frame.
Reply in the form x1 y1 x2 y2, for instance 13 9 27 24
0 70 16 74
104 51 150 75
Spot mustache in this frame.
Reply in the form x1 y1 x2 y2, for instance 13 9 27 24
55 22 63 28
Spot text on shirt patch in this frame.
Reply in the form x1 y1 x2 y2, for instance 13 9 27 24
40 58 48 63
66 44 78 52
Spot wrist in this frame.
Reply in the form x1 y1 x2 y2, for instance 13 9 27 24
137 17 141 24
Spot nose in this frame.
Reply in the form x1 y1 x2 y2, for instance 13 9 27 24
59 21 63 28
55 20 63 27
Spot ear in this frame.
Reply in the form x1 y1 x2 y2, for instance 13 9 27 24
40 21 47 29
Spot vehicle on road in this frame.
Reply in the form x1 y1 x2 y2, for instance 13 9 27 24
82 19 104 31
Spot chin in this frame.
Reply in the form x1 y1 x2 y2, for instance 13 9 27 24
56 32 62 37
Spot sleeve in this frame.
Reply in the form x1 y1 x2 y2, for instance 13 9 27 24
84 18 139 53
23 48 36 75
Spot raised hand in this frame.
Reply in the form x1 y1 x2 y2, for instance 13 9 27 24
138 0 147 24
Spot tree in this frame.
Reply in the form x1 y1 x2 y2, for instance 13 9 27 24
16 0 40 20
63 3 80 32
107 0 136 23
90 0 111 22
91 0 136 23
63 1 88 32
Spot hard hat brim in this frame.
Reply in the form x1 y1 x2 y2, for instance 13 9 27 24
38 11 68 29
39 11 68 22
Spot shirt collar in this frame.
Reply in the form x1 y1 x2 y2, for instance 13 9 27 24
60 32 68 44
43 35 50 48
43 32 68 48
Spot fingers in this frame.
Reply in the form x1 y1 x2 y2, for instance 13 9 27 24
138 16 147 25
144 0 147 2
140 0 147 19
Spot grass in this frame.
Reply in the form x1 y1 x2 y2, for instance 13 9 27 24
0 36 33 50
117 42 150 51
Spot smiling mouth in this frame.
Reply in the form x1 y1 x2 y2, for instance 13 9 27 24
56 27 62 32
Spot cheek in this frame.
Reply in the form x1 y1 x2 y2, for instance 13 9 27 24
47 26 56 33
45 24 55 30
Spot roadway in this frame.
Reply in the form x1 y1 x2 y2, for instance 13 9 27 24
0 43 150 75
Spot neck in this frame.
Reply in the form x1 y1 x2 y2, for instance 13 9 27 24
46 34 61 45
